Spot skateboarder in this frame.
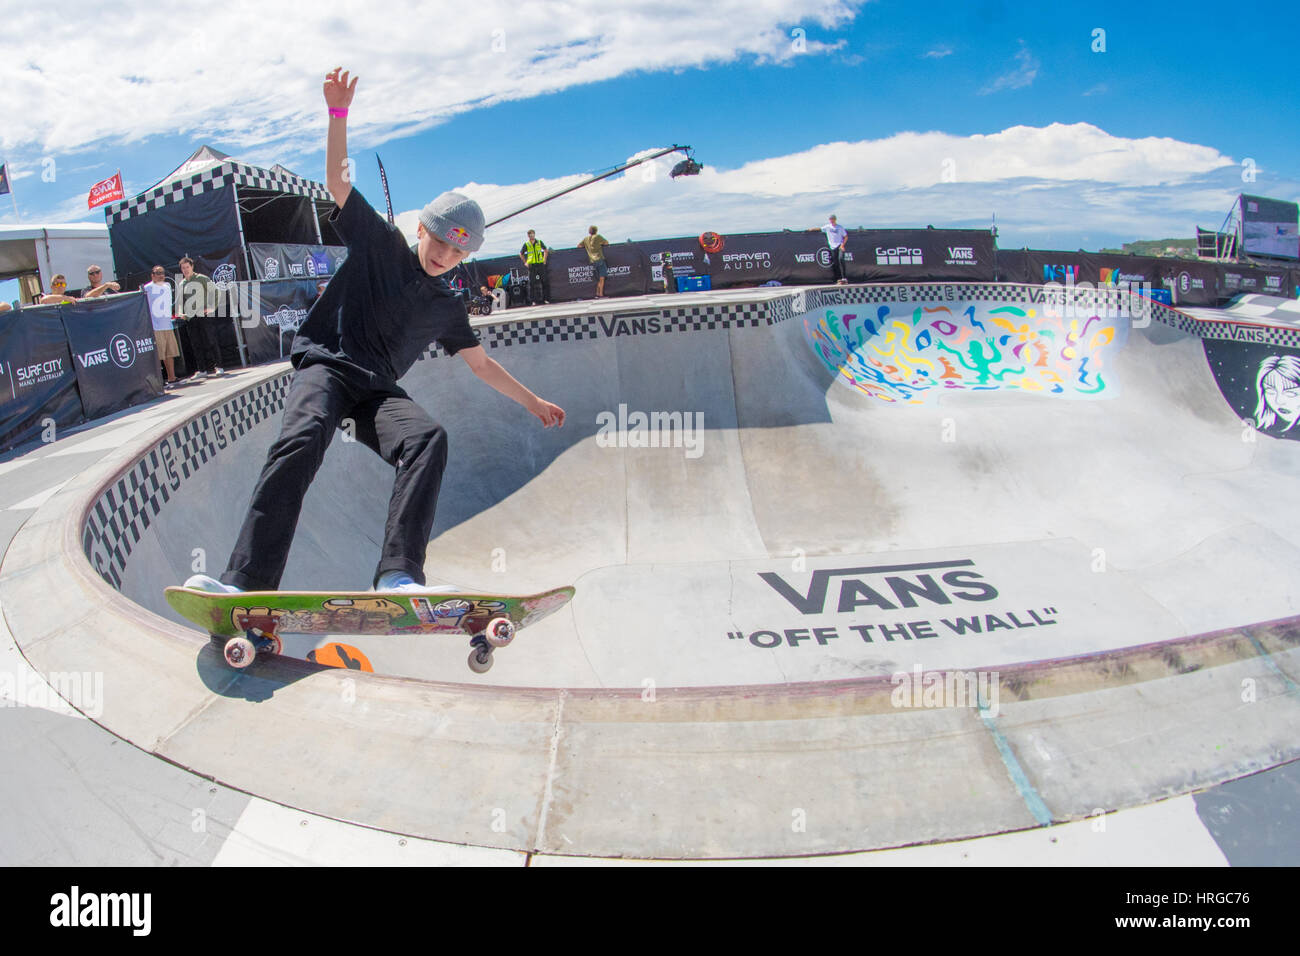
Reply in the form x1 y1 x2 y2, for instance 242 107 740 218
187 67 565 596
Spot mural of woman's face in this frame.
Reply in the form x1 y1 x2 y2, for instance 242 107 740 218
1263 377 1300 426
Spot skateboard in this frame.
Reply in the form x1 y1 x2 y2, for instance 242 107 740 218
163 585 575 673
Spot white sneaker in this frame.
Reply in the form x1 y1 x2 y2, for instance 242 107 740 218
374 571 457 594
214 367 225 375
184 573 243 593
191 371 208 380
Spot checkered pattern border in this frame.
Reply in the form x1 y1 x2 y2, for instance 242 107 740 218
418 302 776 361
1150 302 1300 348
104 162 331 224
81 373 292 590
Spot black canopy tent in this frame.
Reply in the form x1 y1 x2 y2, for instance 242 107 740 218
103 146 339 292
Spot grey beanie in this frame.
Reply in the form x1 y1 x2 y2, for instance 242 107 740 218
420 191 485 254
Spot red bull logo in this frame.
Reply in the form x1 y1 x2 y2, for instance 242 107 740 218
445 226 470 247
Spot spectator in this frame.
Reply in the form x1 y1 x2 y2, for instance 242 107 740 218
79 265 120 298
0 302 10 313
143 265 181 388
519 229 551 305
578 225 610 298
39 274 78 304
470 284 494 316
810 214 849 285
176 257 225 377
660 251 675 294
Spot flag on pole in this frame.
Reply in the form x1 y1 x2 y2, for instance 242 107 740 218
0 163 11 196
376 154 395 226
88 171 125 209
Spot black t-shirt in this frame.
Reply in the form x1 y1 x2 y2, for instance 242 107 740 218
290 189 479 383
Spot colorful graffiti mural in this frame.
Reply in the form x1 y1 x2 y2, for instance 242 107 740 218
802 302 1125 403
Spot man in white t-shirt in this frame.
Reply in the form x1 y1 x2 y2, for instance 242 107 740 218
811 214 849 285
142 265 181 387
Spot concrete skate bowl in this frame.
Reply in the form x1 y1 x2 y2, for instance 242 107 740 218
4 282 1299 859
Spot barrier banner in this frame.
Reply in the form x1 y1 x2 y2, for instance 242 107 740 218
249 243 347 281
551 245 648 300
847 229 996 283
470 228 996 299
247 278 319 365
995 249 1033 283
1221 264 1292 299
59 293 160 420
0 305 83 451
704 232 790 288
1151 259 1219 306
1205 338 1300 441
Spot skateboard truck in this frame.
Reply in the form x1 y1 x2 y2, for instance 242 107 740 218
219 614 284 669
467 616 516 673
219 626 283 669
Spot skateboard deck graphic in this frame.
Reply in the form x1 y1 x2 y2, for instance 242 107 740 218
164 585 575 673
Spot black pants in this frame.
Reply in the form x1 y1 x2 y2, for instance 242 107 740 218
222 361 448 591
527 263 550 304
189 314 224 372
830 246 846 282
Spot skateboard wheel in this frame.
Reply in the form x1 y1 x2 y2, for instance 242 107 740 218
485 616 516 648
224 636 256 669
468 646 494 674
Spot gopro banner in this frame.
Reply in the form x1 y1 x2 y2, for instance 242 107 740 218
0 306 84 452
60 293 161 420
843 229 996 283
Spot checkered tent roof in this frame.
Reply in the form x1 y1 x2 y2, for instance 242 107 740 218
103 159 331 225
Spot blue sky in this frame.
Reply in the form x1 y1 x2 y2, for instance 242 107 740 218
2 0 1297 297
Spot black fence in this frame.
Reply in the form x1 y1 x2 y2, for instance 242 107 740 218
1 292 161 451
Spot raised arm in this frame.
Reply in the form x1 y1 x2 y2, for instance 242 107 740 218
324 67 359 209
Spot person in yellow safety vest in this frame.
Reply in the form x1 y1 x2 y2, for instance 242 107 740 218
519 229 551 305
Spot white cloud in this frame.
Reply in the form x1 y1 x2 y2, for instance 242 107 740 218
922 46 953 59
1 0 862 160
979 41 1039 95
424 123 1240 257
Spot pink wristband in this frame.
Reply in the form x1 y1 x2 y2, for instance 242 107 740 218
329 107 348 118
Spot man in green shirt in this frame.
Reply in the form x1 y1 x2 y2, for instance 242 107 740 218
578 225 610 298
176 257 225 377
519 229 551 305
